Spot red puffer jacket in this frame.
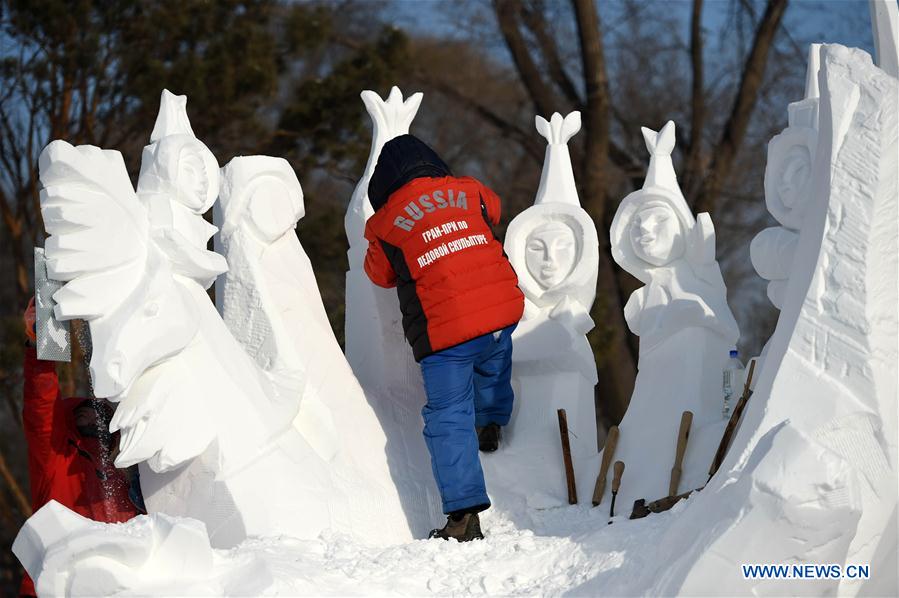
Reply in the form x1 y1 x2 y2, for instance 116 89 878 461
19 348 142 597
364 175 524 360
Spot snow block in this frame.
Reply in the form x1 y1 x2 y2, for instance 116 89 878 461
14 501 216 596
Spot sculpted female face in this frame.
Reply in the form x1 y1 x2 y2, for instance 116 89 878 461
775 145 811 209
629 202 684 267
525 221 577 289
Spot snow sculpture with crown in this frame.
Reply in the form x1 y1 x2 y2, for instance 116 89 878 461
214 153 438 536
345 86 425 398
343 87 443 533
482 111 600 509
749 45 821 374
16 89 419 568
600 121 740 513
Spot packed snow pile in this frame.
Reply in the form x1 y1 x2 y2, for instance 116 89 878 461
12 32 898 598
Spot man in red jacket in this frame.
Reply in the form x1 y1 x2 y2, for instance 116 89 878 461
365 135 524 542
18 299 144 596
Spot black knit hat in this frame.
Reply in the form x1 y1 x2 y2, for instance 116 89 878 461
368 135 452 211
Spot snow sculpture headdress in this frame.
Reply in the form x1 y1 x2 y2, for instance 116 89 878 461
218 157 304 243
763 44 820 230
345 86 422 262
505 111 598 311
137 90 227 288
138 90 220 213
610 121 704 284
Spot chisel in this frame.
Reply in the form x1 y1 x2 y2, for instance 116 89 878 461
608 460 625 523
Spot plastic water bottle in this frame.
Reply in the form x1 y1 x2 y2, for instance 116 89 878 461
722 350 745 419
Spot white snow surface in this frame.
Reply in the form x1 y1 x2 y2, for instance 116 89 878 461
20 492 686 596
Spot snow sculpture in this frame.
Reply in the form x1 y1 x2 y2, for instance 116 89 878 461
484 111 599 508
14 501 218 596
17 91 415 565
343 86 443 532
214 154 426 536
750 45 821 370
137 90 228 289
345 86 423 395
638 44 897 597
600 121 740 512
869 0 899 78
215 156 337 459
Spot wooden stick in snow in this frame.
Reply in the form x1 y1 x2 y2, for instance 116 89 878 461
669 411 693 497
557 408 577 504
592 425 619 506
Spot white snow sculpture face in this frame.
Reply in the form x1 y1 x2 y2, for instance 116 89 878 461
141 134 220 213
775 145 811 209
525 221 578 289
177 147 210 210
628 202 684 267
247 177 303 242
174 139 219 212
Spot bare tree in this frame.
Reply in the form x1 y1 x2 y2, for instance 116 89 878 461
428 0 791 421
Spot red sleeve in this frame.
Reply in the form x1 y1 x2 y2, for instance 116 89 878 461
363 223 398 289
478 181 502 226
22 347 67 510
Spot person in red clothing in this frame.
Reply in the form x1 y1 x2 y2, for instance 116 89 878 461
19 298 144 597
365 134 524 542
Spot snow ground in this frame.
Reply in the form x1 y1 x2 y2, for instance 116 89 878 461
176 498 680 596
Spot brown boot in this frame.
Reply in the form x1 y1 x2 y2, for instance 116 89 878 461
428 512 484 542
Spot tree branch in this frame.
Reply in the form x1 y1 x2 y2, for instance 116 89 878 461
571 0 611 222
692 0 788 214
420 73 545 162
520 0 583 109
493 0 558 118
683 0 705 197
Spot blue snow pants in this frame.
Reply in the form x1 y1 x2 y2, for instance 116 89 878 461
419 325 516 514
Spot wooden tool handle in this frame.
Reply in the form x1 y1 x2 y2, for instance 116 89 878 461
591 426 619 506
557 409 578 504
611 461 625 493
709 360 757 479
669 411 693 496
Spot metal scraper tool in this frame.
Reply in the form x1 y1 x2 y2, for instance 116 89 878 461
34 247 71 362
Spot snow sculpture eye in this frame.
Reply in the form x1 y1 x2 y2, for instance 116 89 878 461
525 220 578 290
